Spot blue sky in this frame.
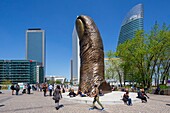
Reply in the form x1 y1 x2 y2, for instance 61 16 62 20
0 0 170 80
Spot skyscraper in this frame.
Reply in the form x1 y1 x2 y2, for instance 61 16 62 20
71 26 80 85
117 4 144 46
26 28 45 83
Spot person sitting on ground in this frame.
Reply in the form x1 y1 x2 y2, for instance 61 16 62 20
140 89 149 103
84 89 90 96
77 89 86 97
112 86 115 91
68 89 76 97
99 89 104 96
122 90 132 106
154 85 160 94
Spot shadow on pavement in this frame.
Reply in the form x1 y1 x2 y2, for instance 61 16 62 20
0 105 5 107
0 106 43 112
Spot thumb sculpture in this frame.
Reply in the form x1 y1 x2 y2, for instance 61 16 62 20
76 15 111 93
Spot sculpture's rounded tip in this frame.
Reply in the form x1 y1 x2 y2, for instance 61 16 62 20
76 18 84 39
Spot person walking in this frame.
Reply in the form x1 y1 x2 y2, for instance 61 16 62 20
53 85 62 110
90 84 104 111
48 84 53 96
43 83 47 97
27 84 31 94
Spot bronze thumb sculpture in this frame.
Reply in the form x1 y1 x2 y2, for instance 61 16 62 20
76 15 111 93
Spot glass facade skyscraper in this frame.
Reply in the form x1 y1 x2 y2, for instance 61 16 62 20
26 29 45 67
26 28 45 83
71 26 80 85
118 4 144 46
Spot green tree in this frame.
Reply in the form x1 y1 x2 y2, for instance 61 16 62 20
105 50 123 87
55 80 61 84
47 80 54 85
115 23 170 88
2 80 12 85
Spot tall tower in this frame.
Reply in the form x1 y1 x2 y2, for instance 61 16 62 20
71 26 80 85
117 4 144 46
26 28 45 83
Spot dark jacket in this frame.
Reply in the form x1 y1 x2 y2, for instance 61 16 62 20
10 85 15 90
53 88 62 101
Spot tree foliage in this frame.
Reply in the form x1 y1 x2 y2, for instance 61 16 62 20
105 50 123 87
1 80 12 85
109 23 170 88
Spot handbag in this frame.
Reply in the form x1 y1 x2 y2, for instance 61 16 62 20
52 96 57 100
52 95 60 100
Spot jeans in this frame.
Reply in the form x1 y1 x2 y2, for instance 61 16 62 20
128 98 132 105
49 89 52 96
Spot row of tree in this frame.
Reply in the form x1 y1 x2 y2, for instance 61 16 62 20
105 23 170 88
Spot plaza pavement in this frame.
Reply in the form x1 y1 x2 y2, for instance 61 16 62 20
62 91 140 104
0 90 170 113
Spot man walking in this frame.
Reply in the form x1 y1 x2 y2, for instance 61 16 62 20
90 84 104 111
48 84 53 96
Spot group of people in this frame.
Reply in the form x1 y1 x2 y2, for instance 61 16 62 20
67 85 105 111
9 83 151 111
122 88 150 106
42 83 65 97
68 89 87 97
68 88 104 98
10 84 20 95
10 83 32 95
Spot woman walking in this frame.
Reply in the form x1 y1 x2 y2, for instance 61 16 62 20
53 85 62 110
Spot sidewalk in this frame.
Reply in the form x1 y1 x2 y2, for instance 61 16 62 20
62 91 141 105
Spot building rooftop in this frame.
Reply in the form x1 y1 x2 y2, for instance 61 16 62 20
28 28 41 30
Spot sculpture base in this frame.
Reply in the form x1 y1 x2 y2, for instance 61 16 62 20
99 81 112 94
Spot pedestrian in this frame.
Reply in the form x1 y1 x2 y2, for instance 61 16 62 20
10 84 15 95
15 84 20 95
48 84 53 96
90 84 104 111
43 83 47 97
62 87 65 93
27 84 31 94
53 85 62 110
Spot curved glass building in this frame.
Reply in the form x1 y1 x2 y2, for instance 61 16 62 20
117 4 144 46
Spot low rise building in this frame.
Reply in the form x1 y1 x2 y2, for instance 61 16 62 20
45 76 66 84
0 60 38 84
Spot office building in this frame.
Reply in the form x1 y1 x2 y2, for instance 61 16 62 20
0 60 37 84
117 4 144 46
36 65 44 83
71 26 80 85
26 28 45 82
